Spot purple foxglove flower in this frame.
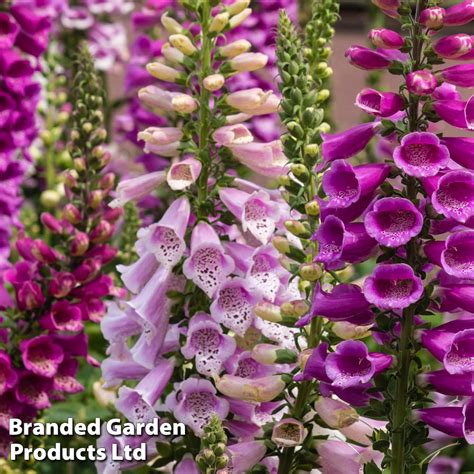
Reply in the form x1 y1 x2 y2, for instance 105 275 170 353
445 0 474 26
181 312 236 376
315 397 359 429
440 231 474 279
48 272 76 299
434 97 474 130
422 370 474 396
368 29 404 49
441 64 474 88
364 263 423 310
228 140 288 177
433 34 472 59
219 187 280 244
434 83 461 101
101 303 141 344
364 197 423 247
0 13 19 49
393 132 449 177
117 252 160 294
20 335 64 378
317 439 383 474
325 340 392 388
15 372 51 409
213 124 254 146
225 89 280 115
39 300 83 332
427 456 462 474
226 441 266 472
116 358 174 423
313 216 377 269
175 454 200 474
166 157 202 191
183 222 234 297
298 283 373 327
210 277 259 336
418 406 465 440
101 347 149 389
345 45 392 70
322 160 390 208
420 7 446 28
441 328 474 374
53 359 84 394
0 351 16 395
355 88 403 117
224 350 274 378
139 196 190 267
406 70 438 96
442 137 474 170
321 122 380 164
432 171 474 223
216 374 286 403
110 170 166 208
166 378 229 436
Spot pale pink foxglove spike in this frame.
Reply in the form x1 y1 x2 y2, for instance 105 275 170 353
167 157 202 191
213 124 254 146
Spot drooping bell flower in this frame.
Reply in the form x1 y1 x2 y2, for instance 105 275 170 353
355 88 403 117
271 418 306 448
216 374 286 403
433 34 472 59
322 160 390 209
181 312 236 376
219 188 280 244
325 340 392 388
441 64 474 88
406 70 438 96
116 358 174 423
313 215 377 269
442 137 474 170
15 372 52 409
368 29 404 49
227 140 288 177
167 157 202 191
432 171 474 223
363 263 423 310
297 283 373 327
138 196 190 268
19 335 64 378
364 197 423 247
393 132 449 178
434 96 474 129
440 231 474 278
225 88 280 115
421 370 474 397
39 300 83 332
225 441 267 473
345 45 392 70
109 170 166 208
53 359 84 394
183 222 234 298
321 122 380 164
427 456 462 474
420 7 446 29
213 124 254 146
0 352 17 395
210 278 259 336
444 0 474 27
166 378 229 436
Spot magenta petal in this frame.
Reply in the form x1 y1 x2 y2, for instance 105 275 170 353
443 329 474 374
322 160 361 208
463 398 474 444
314 215 345 266
345 45 392 70
418 407 464 438
442 137 474 170
423 370 474 396
421 329 455 361
434 99 474 130
441 231 474 278
445 0 474 26
442 64 474 88
424 240 445 267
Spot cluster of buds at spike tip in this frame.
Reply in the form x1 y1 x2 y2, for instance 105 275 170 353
0 44 119 447
196 415 229 473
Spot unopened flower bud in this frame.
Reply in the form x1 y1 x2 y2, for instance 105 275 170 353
40 190 61 209
210 12 229 32
305 200 320 216
41 213 63 233
420 7 445 29
254 301 282 323
228 8 252 29
74 158 86 173
278 175 292 187
171 94 198 114
169 34 197 56
161 12 183 34
280 300 310 318
219 39 252 58
71 232 89 256
299 263 323 281
284 219 311 238
317 89 331 103
318 122 331 134
89 220 113 244
49 272 76 298
227 0 250 15
99 173 115 191
315 397 359 429
162 43 185 64
251 344 297 364
147 62 182 83
272 236 290 254
31 240 57 264
290 163 309 179
88 190 103 209
272 418 306 448
216 374 286 402
93 380 117 407
64 204 81 224
304 143 320 157
332 321 372 340
203 74 225 91
406 70 438 96
230 52 268 72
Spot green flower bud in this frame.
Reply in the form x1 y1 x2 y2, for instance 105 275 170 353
304 143 320 157
280 300 310 318
299 263 323 281
40 190 61 209
305 200 320 216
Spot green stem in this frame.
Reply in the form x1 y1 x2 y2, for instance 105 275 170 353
196 1 213 218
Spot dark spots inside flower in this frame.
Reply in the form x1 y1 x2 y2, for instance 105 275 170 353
402 143 438 167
